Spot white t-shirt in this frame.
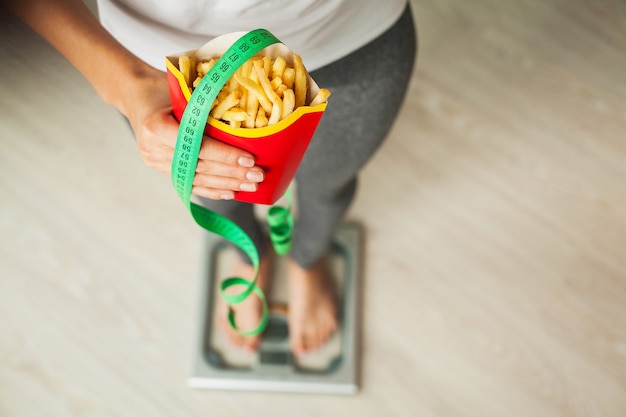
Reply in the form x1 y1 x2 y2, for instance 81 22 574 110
97 0 408 71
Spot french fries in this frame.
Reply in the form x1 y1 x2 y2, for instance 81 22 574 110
178 55 194 88
178 53 330 128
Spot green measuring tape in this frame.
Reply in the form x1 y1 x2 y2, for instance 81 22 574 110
171 29 293 336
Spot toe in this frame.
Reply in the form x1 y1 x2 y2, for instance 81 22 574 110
290 329 306 356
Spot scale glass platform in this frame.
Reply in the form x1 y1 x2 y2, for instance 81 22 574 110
188 222 362 395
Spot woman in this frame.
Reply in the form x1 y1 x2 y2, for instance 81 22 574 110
3 0 416 356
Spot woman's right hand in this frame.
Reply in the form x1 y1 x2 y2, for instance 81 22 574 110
124 69 265 201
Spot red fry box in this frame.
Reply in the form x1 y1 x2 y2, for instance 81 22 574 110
165 32 328 205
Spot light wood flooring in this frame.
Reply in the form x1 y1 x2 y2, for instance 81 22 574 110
1 0 625 415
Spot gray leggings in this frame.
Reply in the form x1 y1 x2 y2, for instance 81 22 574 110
200 5 417 268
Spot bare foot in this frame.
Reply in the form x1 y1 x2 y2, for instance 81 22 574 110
287 258 338 356
216 250 273 351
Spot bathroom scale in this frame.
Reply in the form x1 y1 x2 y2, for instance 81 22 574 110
187 221 362 395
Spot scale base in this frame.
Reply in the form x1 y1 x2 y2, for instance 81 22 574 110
188 222 362 395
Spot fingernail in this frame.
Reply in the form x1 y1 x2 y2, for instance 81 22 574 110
246 171 264 182
240 182 257 192
238 156 255 167
221 193 234 200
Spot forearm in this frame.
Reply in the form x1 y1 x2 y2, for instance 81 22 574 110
2 0 266 199
2 0 158 116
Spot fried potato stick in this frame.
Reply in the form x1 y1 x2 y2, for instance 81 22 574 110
293 54 308 108
235 74 273 114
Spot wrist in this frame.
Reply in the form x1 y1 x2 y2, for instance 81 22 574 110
107 64 165 118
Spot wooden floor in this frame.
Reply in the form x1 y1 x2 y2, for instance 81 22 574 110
1 0 625 415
